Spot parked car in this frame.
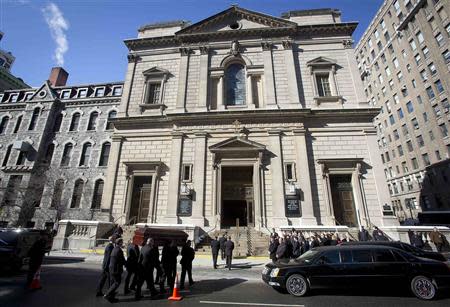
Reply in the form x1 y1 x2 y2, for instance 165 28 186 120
262 245 450 300
340 241 448 261
0 228 53 271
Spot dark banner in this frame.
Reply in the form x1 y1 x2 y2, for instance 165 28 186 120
178 197 192 216
285 195 301 217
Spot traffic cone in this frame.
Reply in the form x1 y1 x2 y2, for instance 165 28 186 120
168 273 183 301
29 267 42 290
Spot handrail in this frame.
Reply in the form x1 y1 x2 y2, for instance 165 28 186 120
333 218 358 241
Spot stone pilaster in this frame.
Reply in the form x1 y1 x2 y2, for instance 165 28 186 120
176 48 190 112
282 40 301 107
165 132 184 223
268 129 286 226
190 132 207 226
101 136 123 217
293 129 317 225
119 54 140 116
197 46 209 111
261 42 278 109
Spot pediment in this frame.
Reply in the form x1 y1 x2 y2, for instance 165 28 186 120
209 136 265 152
306 57 337 67
176 6 296 35
142 67 170 77
28 81 58 102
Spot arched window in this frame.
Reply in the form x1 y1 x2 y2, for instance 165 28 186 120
2 144 12 166
44 144 55 164
79 143 92 166
28 108 40 130
225 63 246 106
0 116 9 134
60 143 73 167
13 115 22 133
87 111 98 131
91 179 104 209
51 179 65 208
69 113 80 131
16 151 27 165
70 179 84 208
53 113 63 132
106 110 116 130
99 142 111 166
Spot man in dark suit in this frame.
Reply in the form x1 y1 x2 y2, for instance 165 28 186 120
210 236 220 269
268 236 279 262
104 238 125 303
358 226 370 241
135 238 158 299
161 240 179 292
96 236 115 297
180 240 195 290
124 239 139 295
224 236 234 270
276 237 287 260
219 233 227 260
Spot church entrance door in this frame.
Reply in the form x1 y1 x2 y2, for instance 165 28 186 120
129 176 152 224
330 174 357 227
221 166 254 228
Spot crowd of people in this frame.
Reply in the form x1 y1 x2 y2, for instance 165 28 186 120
96 236 196 303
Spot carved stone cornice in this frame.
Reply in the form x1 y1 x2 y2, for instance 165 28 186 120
199 46 209 55
179 47 191 56
261 42 272 51
282 40 293 50
127 54 141 63
342 39 353 49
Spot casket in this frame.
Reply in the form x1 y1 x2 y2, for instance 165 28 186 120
132 227 189 247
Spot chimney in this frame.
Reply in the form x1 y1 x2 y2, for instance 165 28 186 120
49 67 69 87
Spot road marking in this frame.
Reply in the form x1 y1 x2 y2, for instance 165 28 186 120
199 301 305 307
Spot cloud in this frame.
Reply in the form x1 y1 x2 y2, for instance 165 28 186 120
42 2 69 66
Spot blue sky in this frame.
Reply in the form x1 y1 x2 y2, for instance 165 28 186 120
0 0 383 87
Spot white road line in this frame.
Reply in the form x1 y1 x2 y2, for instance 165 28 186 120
199 301 305 307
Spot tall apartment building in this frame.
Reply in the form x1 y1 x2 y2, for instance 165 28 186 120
355 0 450 224
0 32 29 91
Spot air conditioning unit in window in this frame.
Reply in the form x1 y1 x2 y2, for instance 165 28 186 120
12 140 32 152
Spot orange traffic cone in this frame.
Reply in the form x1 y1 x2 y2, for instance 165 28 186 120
29 267 42 290
168 273 183 301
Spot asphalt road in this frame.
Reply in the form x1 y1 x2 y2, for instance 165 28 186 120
1 257 450 307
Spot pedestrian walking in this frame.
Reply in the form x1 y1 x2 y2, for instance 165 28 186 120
372 226 388 241
96 236 115 296
219 233 227 261
429 227 444 252
291 236 301 258
180 240 195 290
26 233 47 289
104 238 125 303
124 239 139 295
411 231 424 249
224 236 234 270
135 238 158 299
276 237 287 260
210 236 220 269
162 240 179 291
268 236 279 262
358 226 370 241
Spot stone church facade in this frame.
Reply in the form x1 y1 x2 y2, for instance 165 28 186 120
101 6 398 234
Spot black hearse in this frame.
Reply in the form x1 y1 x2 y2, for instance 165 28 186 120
262 245 450 300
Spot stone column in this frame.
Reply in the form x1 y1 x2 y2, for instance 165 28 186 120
262 42 278 109
293 129 317 225
165 132 184 223
191 132 207 226
197 46 209 111
282 40 301 107
320 164 335 225
218 76 225 110
120 55 140 117
246 74 255 109
101 136 123 219
176 48 190 112
268 130 286 226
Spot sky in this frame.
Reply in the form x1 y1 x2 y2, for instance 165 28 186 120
0 0 384 87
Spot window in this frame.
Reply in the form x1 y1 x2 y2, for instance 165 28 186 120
426 86 435 100
0 117 9 134
417 95 423 104
422 46 430 59
23 92 33 101
422 153 430 166
69 113 80 131
429 130 435 140
393 93 399 104
416 31 424 44
377 41 383 51
412 79 416 88
16 151 27 165
112 86 122 96
53 113 63 132
397 71 403 81
181 164 193 182
389 114 395 125
284 162 296 181
401 49 407 58
438 7 448 20
411 158 419 170
378 74 384 83
77 88 88 98
28 108 40 130
411 118 419 129
393 129 399 140
387 44 394 54
368 38 373 48
91 179 104 209
389 79 394 90
373 250 395 262
420 69 428 81
94 87 105 97
106 110 117 130
440 124 448 137
397 108 404 119
407 140 414 152
8 93 19 103
435 80 444 94
381 19 386 29
79 143 92 166
409 39 417 51
406 101 413 113
352 250 372 263
414 53 421 65
435 150 441 160
13 115 22 133
398 145 404 156
382 87 386 96
381 53 386 63
393 58 399 69
61 90 71 99
60 143 73 167
406 178 413 190
385 67 391 76
2 175 22 207
428 63 437 75
435 33 444 47
442 98 449 112
386 152 391 162
2 144 12 166
416 135 424 147
50 179 64 208
44 144 55 164
226 63 246 105
374 29 379 39
146 83 161 104
423 112 428 122
87 111 98 131
315 74 332 97
70 179 84 208
99 142 111 167
434 105 442 117
320 251 340 264
443 50 450 64
402 162 409 173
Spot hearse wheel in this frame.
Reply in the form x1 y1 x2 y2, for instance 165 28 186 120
286 274 309 297
411 275 436 300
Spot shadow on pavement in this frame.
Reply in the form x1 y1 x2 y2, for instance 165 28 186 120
43 256 85 265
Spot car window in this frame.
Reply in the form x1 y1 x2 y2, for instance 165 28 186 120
352 250 372 263
298 250 319 263
392 250 415 262
373 249 396 262
340 250 352 263
320 251 340 264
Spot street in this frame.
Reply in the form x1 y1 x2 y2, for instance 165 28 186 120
1 254 450 307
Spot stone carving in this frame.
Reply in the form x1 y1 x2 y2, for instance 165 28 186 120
199 46 209 55
230 40 240 56
342 39 353 49
179 47 191 56
261 41 272 51
282 40 292 50
127 54 141 63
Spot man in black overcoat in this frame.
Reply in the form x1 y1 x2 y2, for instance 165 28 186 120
124 239 140 294
161 240 179 291
268 236 279 262
96 236 115 296
180 240 195 289
219 233 227 260
210 236 220 269
276 237 287 260
135 238 158 299
104 238 125 303
224 236 234 270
